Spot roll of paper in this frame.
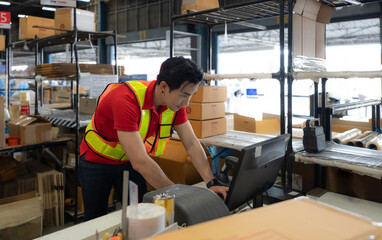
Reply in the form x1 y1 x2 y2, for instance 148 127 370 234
365 134 382 150
126 203 166 240
351 131 378 148
332 128 362 144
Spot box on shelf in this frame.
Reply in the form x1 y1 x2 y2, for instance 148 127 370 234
0 35 5 51
18 16 55 40
55 8 95 34
234 114 280 134
190 86 227 103
186 102 225 120
189 117 226 138
9 115 52 145
80 97 98 115
181 0 219 14
302 16 316 58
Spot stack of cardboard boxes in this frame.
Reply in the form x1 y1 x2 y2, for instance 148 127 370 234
187 85 227 138
293 0 333 59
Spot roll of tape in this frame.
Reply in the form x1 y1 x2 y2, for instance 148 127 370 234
126 203 166 240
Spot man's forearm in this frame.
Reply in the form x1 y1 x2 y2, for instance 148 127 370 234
187 142 214 183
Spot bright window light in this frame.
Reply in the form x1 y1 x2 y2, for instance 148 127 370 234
42 6 56 11
0 1 10 6
18 14 27 18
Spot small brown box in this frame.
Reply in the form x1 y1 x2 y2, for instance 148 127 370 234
18 16 55 40
9 115 52 145
186 102 225 120
190 86 227 103
80 97 98 115
189 117 226 138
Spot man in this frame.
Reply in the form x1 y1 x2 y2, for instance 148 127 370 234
80 56 228 221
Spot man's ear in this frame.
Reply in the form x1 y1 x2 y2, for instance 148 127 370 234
159 81 168 92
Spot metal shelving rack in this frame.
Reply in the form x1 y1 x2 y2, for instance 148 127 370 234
30 8 118 223
169 0 294 192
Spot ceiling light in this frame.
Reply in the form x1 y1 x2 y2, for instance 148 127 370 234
42 7 56 11
77 0 91 2
18 14 27 18
0 1 10 5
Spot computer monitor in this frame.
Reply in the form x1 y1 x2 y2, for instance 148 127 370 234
225 134 290 211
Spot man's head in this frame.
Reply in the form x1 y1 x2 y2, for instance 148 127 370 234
156 57 203 111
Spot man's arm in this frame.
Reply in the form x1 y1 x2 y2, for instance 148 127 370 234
117 130 174 189
175 121 229 198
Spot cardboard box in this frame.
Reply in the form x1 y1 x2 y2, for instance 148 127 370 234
67 153 76 167
234 114 280 134
148 198 382 240
0 35 5 51
55 8 95 34
293 14 303 56
56 89 71 103
186 102 225 120
302 0 321 21
181 0 219 14
302 16 316 57
317 4 334 24
293 0 306 15
315 22 326 59
0 197 43 239
18 16 55 40
190 86 227 103
9 115 52 145
332 119 371 133
80 97 98 115
189 118 226 138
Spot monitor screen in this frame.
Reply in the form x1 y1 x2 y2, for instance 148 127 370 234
225 134 290 211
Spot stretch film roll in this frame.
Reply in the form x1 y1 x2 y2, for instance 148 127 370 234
332 128 362 144
126 203 165 240
365 134 382 150
347 131 372 146
351 131 379 148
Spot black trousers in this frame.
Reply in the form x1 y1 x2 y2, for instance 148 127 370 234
79 155 147 221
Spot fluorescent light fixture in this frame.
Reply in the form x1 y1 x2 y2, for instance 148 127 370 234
0 1 10 5
42 6 56 11
18 14 27 18
78 0 91 2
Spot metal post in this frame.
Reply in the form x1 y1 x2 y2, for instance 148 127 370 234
377 104 381 129
207 27 212 73
279 0 286 188
35 36 39 115
321 78 328 140
372 105 376 130
114 31 118 75
74 7 80 224
6 34 10 109
169 0 174 58
314 82 319 125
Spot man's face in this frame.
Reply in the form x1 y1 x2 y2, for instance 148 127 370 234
165 82 199 112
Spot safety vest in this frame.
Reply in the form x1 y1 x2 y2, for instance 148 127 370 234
83 81 176 161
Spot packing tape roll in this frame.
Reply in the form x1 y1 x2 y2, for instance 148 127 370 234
126 203 166 240
351 131 379 148
365 134 382 150
332 128 362 144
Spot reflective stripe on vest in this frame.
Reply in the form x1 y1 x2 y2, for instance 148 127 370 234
84 81 175 161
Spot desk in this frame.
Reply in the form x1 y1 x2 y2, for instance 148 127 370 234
295 141 382 179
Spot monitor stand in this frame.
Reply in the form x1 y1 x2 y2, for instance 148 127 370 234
263 184 305 205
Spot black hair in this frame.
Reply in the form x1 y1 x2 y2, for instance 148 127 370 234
156 56 203 92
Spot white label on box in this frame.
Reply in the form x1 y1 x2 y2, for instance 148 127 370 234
41 0 76 7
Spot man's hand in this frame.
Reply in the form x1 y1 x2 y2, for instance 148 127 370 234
209 185 229 200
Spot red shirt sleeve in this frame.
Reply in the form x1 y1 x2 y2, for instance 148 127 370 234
174 106 188 125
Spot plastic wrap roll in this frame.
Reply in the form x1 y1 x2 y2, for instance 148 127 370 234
332 128 362 144
351 131 379 148
126 203 165 240
365 134 382 150
347 131 372 146
292 128 304 139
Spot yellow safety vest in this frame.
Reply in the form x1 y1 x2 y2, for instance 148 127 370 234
83 81 176 161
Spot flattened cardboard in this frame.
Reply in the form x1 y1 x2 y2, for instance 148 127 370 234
302 0 321 21
317 4 333 24
0 35 5 51
293 14 303 56
186 102 225 120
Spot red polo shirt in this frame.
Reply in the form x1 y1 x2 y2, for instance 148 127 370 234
80 80 188 164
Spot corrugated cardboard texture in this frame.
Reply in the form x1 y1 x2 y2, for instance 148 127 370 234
302 0 320 21
9 115 52 145
148 198 382 240
186 102 225 120
315 22 326 59
234 114 256 133
317 4 333 24
18 16 55 40
189 118 226 138
55 8 95 34
181 0 219 14
0 35 5 51
302 16 316 57
293 14 303 56
80 97 98 114
190 86 227 103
